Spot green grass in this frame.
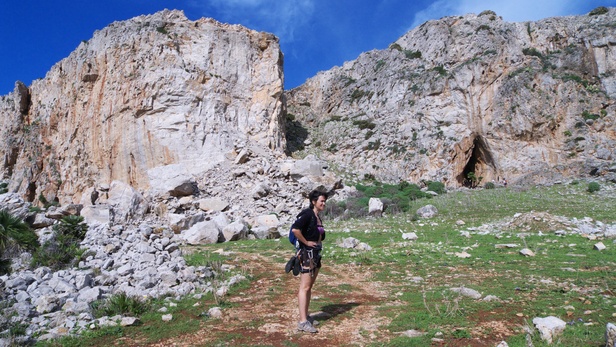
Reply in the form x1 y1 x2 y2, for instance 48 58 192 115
322 181 615 345
36 181 616 346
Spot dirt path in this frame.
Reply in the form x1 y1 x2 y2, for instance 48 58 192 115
146 251 391 346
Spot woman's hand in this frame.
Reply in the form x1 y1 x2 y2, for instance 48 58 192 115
305 241 318 248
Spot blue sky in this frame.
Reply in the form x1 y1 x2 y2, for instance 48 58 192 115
1 0 614 95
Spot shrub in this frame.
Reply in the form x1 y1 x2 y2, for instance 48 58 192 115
352 181 431 215
389 43 402 51
0 210 39 275
522 47 543 58
562 74 584 84
363 173 376 181
587 182 600 193
92 292 151 318
364 140 381 151
0 182 7 194
426 181 446 195
476 24 491 33
31 215 88 270
589 6 608 16
466 172 483 188
432 65 447 76
404 50 422 59
484 182 495 189
582 110 599 120
324 200 347 218
350 89 373 102
353 119 376 130
479 10 497 17
38 193 59 208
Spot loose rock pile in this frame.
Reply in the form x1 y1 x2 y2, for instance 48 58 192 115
0 153 342 344
0 217 237 344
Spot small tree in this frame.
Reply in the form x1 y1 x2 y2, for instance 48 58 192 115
466 172 483 188
0 210 39 275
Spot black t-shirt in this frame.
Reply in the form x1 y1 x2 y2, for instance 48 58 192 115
291 208 325 244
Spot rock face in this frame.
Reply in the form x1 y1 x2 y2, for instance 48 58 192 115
286 8 616 187
0 10 285 205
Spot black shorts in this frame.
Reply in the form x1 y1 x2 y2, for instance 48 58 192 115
298 246 322 274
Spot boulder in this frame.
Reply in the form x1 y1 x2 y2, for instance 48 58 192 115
106 181 147 222
222 221 248 242
290 155 323 179
606 322 616 347
368 197 383 216
449 287 482 299
80 205 111 225
338 237 360 249
402 232 418 241
416 205 437 218
181 220 222 245
198 197 229 212
168 213 206 232
533 316 566 344
30 214 55 229
148 164 197 197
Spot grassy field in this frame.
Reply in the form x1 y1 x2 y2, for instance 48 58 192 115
36 181 616 346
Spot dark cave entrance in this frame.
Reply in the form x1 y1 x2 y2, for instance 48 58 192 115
25 182 36 202
456 136 496 188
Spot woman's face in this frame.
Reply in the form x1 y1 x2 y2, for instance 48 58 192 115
313 195 327 212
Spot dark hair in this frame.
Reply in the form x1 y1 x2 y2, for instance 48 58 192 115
308 190 328 209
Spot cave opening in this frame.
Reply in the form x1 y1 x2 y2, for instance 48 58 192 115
25 182 36 202
457 136 496 188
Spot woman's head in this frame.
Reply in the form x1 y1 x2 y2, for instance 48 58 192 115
308 190 328 211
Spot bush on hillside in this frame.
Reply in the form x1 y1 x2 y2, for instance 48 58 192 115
324 181 433 219
587 181 600 193
426 181 446 194
589 6 608 16
0 210 39 275
0 182 8 194
31 215 88 270
92 292 151 318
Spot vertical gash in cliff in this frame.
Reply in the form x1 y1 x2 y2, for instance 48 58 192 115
0 10 285 205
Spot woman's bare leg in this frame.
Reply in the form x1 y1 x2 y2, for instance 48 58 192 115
298 269 319 322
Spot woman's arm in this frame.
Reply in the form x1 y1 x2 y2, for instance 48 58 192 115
292 228 318 247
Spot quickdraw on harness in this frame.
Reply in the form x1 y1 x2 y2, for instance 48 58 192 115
299 246 321 277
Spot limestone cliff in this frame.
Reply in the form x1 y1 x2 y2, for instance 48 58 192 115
287 8 616 187
2 8 616 209
0 10 285 205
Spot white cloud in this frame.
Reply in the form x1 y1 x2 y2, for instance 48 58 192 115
196 0 315 42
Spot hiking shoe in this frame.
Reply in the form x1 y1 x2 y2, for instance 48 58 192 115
292 256 301 276
285 255 296 273
297 320 317 333
308 315 319 326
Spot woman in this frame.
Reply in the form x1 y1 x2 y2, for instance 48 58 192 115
291 190 327 333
